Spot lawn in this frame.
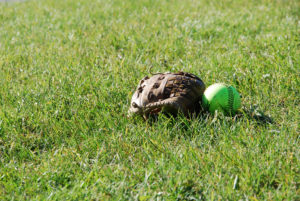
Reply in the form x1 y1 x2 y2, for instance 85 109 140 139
0 0 299 200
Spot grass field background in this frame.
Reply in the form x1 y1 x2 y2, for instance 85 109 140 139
0 0 299 200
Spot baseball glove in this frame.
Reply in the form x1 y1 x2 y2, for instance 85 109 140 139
128 71 206 119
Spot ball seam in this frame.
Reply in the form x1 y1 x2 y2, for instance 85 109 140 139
227 86 234 113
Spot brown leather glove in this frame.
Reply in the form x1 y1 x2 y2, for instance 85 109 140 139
128 72 206 119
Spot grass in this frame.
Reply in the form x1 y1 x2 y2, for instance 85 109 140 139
0 0 299 200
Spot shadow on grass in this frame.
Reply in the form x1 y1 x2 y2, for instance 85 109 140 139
144 104 273 127
130 105 274 142
237 105 274 125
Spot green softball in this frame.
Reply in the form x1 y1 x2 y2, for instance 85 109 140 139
202 83 241 115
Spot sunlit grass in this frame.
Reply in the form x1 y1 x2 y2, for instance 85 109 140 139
0 0 299 199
